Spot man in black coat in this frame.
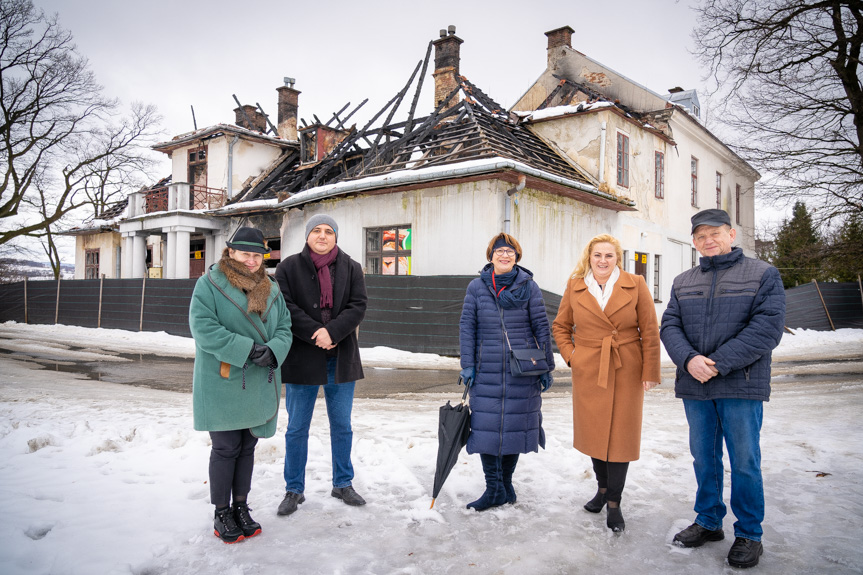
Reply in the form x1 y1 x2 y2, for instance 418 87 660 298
274 214 368 516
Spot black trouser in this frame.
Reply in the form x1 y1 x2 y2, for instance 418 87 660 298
591 457 630 504
209 429 258 508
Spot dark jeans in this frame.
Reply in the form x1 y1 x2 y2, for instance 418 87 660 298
591 457 630 504
209 429 258 508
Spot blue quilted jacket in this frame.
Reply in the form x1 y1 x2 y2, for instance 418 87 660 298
459 264 554 455
660 247 785 401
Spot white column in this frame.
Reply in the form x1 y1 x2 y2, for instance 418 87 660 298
120 235 132 278
205 233 216 268
131 235 147 278
165 231 176 279
175 230 191 279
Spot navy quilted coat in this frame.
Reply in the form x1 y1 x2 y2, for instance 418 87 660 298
660 248 785 401
459 264 555 455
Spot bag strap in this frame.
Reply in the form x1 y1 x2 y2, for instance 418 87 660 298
497 304 513 351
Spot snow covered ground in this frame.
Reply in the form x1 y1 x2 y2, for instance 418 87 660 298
0 322 862 574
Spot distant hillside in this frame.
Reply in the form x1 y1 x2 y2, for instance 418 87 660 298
0 259 75 282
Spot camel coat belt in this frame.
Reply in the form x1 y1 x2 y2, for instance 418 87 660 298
573 331 642 389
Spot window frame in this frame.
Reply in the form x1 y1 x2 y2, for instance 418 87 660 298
654 151 665 199
365 225 412 276
690 157 699 207
85 248 100 279
735 184 741 224
716 171 722 209
616 132 630 188
653 254 662 302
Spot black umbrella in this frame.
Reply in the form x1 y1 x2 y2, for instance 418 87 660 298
430 379 471 509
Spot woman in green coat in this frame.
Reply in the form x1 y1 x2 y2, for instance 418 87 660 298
189 227 292 543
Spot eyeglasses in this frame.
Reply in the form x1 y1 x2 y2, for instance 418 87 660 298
493 248 516 257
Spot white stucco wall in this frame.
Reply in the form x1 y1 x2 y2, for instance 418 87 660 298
74 232 121 279
169 137 282 197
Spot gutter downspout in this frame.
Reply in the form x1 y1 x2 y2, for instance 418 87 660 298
227 136 240 199
599 121 607 183
504 174 527 234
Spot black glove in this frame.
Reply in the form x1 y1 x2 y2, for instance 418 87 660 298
248 343 276 367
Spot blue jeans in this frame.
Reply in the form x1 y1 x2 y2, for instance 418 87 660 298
284 357 355 493
683 398 764 541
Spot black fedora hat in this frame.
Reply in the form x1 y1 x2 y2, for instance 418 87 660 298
226 227 270 254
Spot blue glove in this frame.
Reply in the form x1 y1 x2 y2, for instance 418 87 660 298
539 372 553 392
459 367 475 387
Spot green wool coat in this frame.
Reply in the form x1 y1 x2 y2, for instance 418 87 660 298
189 263 293 438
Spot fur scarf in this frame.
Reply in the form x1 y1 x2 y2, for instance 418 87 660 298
219 249 271 315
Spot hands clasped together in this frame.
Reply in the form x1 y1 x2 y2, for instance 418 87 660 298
687 354 719 384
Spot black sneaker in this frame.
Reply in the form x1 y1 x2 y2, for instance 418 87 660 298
673 523 725 547
233 502 261 538
727 537 763 568
331 485 366 506
214 507 245 544
277 492 305 516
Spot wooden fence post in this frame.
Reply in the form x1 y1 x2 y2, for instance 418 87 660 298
98 276 104 328
812 279 835 331
139 276 147 331
54 277 61 324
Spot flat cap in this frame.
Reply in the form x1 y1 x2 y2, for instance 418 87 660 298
691 209 731 234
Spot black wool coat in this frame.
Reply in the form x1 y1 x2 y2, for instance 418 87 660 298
275 244 367 385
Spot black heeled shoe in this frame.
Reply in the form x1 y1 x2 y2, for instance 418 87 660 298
584 490 606 513
606 505 625 532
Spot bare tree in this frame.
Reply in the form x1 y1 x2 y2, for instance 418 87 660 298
694 0 863 224
0 0 160 253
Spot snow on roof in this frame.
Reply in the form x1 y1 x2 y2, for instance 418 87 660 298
523 101 615 122
153 123 297 151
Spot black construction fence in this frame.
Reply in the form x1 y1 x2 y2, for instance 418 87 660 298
0 276 563 356
784 280 863 331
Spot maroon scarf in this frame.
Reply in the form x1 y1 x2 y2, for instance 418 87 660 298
310 246 339 309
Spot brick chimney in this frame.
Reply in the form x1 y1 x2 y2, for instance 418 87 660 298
234 104 267 132
545 25 574 66
277 77 300 141
432 25 463 110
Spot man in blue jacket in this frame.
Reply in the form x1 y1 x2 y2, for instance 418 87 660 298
661 209 785 569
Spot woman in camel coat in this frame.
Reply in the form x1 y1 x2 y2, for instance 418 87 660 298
552 234 660 532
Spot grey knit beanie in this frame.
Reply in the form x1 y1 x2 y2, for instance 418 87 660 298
305 214 338 241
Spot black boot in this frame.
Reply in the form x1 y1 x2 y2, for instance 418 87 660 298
214 506 245 544
466 454 506 511
233 502 261 538
584 489 607 513
606 504 625 532
501 454 519 504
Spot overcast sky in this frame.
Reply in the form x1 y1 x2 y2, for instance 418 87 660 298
35 0 704 172
26 0 729 260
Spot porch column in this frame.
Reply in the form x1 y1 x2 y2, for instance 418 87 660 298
120 234 132 278
131 235 147 278
205 233 216 268
174 228 192 279
165 230 177 279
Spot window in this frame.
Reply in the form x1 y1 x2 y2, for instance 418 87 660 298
85 249 100 279
735 184 741 224
653 255 662 302
616 133 630 188
716 172 722 209
366 226 412 275
622 250 630 273
187 146 207 188
691 247 698 268
634 251 648 280
654 151 664 199
690 157 699 206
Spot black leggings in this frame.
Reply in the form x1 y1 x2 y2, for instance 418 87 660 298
209 429 258 508
591 457 630 504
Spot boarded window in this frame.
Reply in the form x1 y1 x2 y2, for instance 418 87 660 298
616 133 630 187
654 151 664 199
85 249 100 279
366 226 412 275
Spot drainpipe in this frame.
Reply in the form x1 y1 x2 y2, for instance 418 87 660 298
599 121 607 183
504 174 527 234
227 135 240 199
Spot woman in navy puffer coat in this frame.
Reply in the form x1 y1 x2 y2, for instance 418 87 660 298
459 233 554 511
